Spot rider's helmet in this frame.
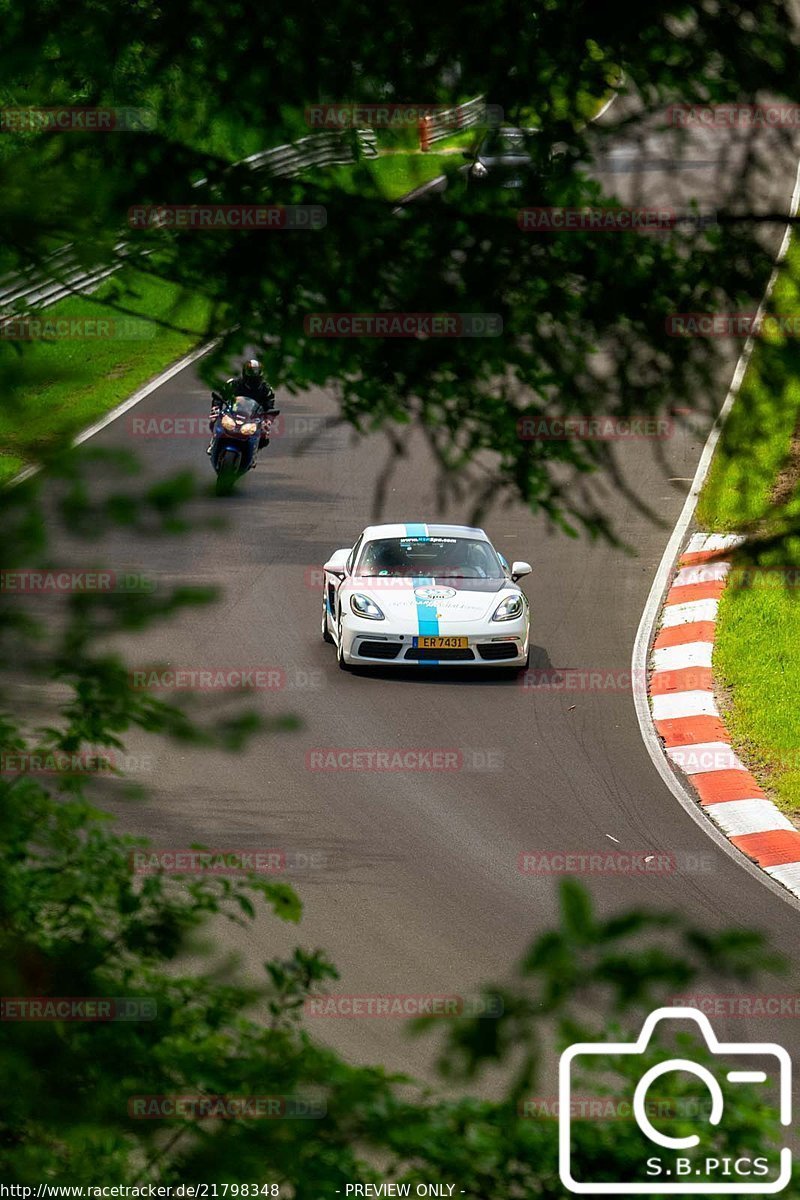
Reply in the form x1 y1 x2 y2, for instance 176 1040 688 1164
242 358 263 379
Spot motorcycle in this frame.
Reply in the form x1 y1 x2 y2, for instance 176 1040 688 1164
208 393 280 495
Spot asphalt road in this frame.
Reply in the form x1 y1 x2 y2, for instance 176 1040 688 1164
42 108 800 1088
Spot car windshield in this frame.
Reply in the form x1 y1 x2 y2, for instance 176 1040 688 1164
355 536 505 579
226 396 262 418
480 129 536 157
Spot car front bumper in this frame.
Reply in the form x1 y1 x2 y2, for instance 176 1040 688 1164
339 617 529 667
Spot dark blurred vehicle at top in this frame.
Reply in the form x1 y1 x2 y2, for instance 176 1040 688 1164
463 127 564 195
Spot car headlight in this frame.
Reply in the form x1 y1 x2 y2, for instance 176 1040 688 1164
240 421 258 435
350 593 385 620
221 413 237 431
471 160 488 178
492 594 524 621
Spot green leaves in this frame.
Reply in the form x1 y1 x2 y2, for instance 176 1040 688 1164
4 1 799 530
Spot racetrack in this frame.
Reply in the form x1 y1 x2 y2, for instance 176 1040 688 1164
46 108 800 1085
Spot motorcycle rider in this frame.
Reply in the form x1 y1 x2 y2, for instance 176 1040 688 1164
207 359 276 454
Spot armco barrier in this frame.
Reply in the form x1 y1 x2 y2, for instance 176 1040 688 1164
0 129 378 315
420 96 489 148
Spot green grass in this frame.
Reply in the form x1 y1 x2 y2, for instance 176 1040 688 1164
713 570 800 820
697 241 800 531
0 83 615 483
0 142 453 486
696 239 800 819
0 268 216 483
326 151 458 200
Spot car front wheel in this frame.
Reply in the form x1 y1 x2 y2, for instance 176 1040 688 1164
321 595 334 643
336 619 350 671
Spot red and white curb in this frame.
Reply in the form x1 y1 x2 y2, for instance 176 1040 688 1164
650 531 800 898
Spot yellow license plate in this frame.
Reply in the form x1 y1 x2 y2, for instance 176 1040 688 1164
414 636 468 649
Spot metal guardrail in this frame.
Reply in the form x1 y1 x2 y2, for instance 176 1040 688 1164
241 128 377 176
0 241 131 314
423 96 491 146
0 129 379 315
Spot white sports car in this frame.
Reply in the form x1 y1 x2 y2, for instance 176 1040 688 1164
321 523 531 671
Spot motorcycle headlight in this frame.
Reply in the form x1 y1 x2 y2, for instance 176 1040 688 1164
350 593 385 620
221 413 237 431
492 594 524 621
240 421 258 435
471 160 488 178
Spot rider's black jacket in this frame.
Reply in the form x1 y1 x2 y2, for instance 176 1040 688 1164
225 376 275 411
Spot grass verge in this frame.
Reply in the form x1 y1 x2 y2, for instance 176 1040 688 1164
327 151 460 200
696 238 800 821
0 268 216 483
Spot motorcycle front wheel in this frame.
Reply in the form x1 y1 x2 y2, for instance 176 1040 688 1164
215 448 240 496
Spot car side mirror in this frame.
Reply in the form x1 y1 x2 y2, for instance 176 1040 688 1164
511 560 532 581
323 548 352 577
461 149 474 159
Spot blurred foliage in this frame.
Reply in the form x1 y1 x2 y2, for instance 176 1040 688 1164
0 469 791 1189
2 5 800 1188
2 1 799 530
